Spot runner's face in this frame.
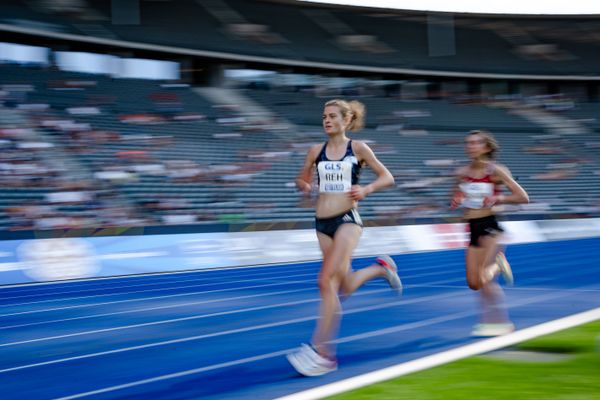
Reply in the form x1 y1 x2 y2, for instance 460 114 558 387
323 106 347 136
465 134 489 160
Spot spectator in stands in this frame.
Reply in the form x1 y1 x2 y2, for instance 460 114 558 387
451 130 529 337
287 99 401 376
532 169 576 180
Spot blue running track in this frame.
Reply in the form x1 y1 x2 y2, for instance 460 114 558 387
0 237 598 399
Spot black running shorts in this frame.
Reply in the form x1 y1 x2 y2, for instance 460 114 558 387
468 215 504 247
315 209 363 238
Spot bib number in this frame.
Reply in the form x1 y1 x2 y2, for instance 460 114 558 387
319 161 352 193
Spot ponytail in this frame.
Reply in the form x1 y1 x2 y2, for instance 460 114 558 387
324 99 366 132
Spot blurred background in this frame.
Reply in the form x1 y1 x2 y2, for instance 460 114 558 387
0 0 598 235
0 2 598 400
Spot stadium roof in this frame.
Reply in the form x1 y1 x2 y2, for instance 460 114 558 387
298 0 600 15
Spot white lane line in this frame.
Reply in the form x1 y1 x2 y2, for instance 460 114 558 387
0 271 319 308
56 299 600 400
0 317 315 375
0 260 461 303
0 280 315 318
276 307 600 400
56 348 296 400
0 289 459 348
0 291 463 373
0 261 328 300
0 267 311 301
0 287 317 331
0 267 464 317
0 276 467 331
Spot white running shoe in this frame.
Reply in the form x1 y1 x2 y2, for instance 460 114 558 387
376 255 403 295
287 344 338 377
471 322 515 337
496 252 513 286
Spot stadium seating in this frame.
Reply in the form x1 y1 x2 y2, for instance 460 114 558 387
1 63 599 231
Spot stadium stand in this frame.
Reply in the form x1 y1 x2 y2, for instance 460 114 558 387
1 61 599 231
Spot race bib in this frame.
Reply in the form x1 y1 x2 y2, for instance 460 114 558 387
459 182 494 209
318 161 352 193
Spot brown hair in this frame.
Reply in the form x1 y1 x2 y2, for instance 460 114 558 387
468 129 499 159
324 99 366 132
